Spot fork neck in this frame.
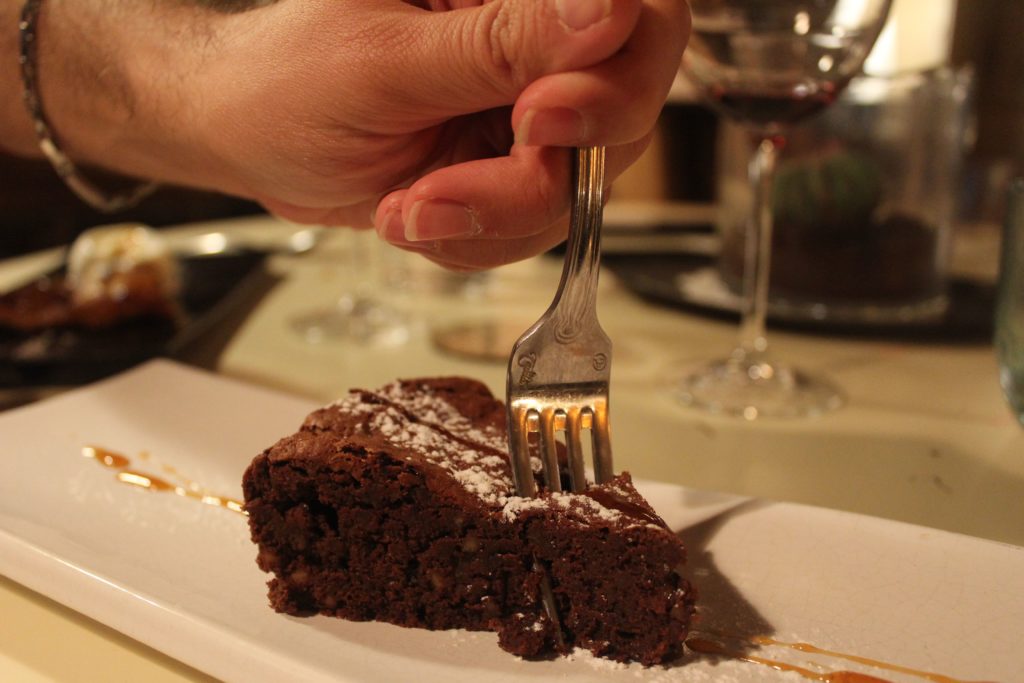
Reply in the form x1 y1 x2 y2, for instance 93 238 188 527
557 146 606 311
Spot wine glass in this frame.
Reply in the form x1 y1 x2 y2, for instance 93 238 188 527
290 229 411 347
678 0 892 418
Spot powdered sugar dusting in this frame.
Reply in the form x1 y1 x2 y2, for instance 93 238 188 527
328 379 654 528
566 647 633 671
500 496 549 522
365 399 513 505
380 380 508 453
563 648 758 682
501 491 624 525
328 393 377 415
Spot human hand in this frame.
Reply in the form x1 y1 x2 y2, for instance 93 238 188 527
192 0 689 270
4 0 688 270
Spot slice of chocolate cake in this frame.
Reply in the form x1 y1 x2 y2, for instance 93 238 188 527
242 377 695 665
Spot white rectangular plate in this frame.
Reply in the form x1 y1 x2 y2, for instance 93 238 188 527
0 361 1019 682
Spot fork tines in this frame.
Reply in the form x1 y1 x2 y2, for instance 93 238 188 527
507 393 613 496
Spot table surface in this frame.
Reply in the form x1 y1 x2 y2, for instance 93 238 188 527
2 214 1020 682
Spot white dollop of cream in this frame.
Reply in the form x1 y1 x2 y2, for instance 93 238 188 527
66 223 180 304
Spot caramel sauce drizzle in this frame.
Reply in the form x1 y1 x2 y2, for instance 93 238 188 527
82 446 245 515
748 635 993 683
82 446 129 469
687 637 891 682
688 632 997 683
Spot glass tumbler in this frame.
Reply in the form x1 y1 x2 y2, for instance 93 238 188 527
996 178 1024 426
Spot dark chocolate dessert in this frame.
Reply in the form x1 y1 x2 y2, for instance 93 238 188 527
0 224 180 332
0 263 179 332
243 377 695 665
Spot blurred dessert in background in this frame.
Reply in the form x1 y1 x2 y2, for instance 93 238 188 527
0 224 181 332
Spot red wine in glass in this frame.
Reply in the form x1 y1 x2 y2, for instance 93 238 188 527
709 86 838 129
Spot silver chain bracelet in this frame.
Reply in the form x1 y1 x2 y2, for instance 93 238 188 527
18 0 159 213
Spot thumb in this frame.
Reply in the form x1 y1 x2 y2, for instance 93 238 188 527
385 0 642 121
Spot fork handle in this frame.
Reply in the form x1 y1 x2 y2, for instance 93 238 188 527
551 147 606 343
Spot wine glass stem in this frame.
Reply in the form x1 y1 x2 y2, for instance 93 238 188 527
738 134 782 360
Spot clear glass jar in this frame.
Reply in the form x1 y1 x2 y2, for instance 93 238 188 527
715 66 973 324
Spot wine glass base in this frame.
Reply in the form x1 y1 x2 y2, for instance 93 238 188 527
678 356 844 419
290 296 410 347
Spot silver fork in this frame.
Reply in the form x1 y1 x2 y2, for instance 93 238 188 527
506 145 614 496
505 146 613 647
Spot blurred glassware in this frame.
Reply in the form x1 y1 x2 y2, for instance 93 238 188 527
678 0 891 419
429 270 522 363
289 229 410 347
996 178 1024 427
431 319 522 363
715 65 973 325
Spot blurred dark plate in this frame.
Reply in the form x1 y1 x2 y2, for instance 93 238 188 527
605 252 996 343
0 250 271 387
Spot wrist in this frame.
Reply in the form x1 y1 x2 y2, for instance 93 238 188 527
0 0 37 157
28 0 233 192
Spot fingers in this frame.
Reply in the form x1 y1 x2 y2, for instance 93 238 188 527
374 137 650 269
387 144 569 242
388 220 572 272
358 0 644 125
512 0 691 146
365 0 688 273
244 0 686 274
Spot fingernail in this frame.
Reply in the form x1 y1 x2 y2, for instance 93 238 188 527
376 206 405 242
556 0 611 31
515 107 586 146
406 200 480 241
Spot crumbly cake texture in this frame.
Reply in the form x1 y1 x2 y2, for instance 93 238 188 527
242 377 695 665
